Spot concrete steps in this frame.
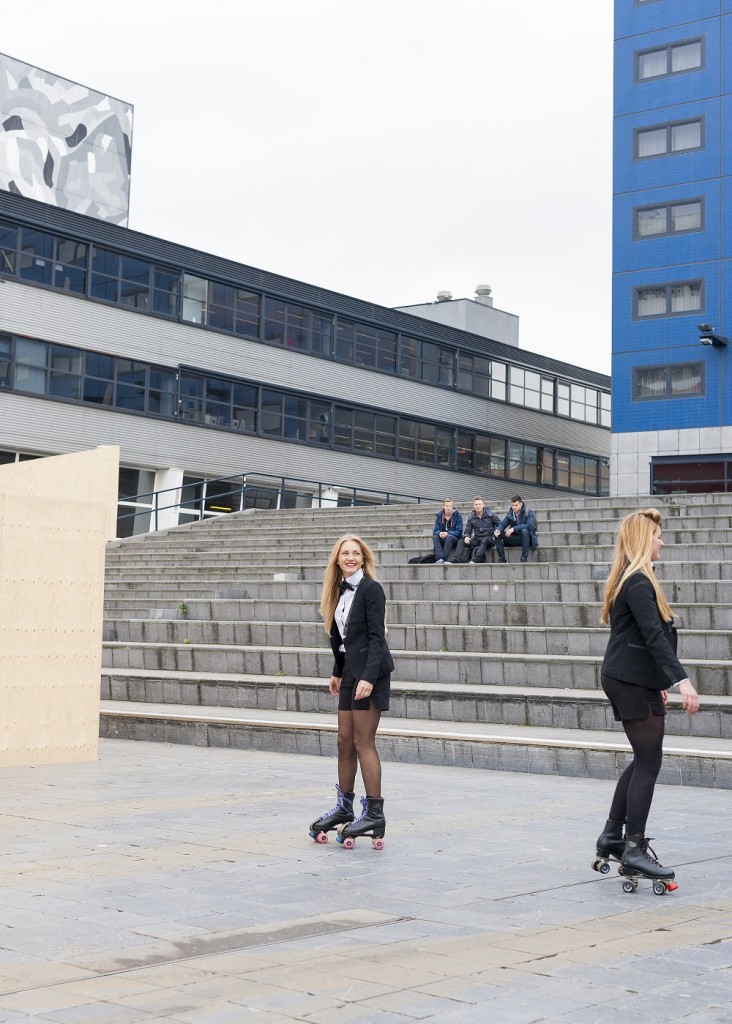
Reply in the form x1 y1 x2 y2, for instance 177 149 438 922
100 669 732 740
103 618 732 660
101 494 732 787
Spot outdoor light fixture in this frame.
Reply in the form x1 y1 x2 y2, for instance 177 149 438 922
698 324 729 347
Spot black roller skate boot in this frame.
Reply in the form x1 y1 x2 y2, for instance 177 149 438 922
619 834 677 894
591 818 625 875
309 785 354 844
336 796 386 850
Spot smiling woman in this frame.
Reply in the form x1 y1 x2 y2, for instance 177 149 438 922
309 533 394 850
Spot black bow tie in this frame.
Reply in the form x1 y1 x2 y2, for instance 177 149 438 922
339 579 355 594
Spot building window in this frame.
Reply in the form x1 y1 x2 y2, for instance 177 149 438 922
0 220 17 274
335 320 397 373
600 391 611 428
633 362 705 400
509 367 554 412
556 381 604 424
634 199 703 239
398 337 454 386
334 407 397 458
508 442 540 483
634 280 703 318
555 452 600 494
635 119 703 159
636 39 703 81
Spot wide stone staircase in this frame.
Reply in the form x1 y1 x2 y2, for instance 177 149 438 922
100 494 732 789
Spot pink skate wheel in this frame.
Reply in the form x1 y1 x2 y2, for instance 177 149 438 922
667 881 678 892
342 837 355 849
315 832 328 844
372 838 385 851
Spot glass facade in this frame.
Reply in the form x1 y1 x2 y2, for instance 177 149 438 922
0 216 611 429
0 330 609 495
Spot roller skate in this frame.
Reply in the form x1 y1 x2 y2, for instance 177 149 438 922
591 817 625 875
336 796 386 850
308 785 354 844
618 834 678 895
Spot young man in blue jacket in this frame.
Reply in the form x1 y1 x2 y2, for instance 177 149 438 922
432 498 463 564
494 495 538 563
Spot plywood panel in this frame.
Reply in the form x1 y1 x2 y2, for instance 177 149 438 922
0 447 118 766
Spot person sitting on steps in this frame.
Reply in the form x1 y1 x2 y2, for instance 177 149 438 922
494 495 538 563
448 496 500 564
432 497 463 564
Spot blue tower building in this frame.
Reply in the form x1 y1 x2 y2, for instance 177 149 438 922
613 0 732 495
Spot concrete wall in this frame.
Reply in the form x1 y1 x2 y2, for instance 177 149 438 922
0 446 118 766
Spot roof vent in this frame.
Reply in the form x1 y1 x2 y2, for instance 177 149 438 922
474 283 493 306
436 290 452 302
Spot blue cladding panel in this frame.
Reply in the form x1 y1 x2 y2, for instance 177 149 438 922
616 1 721 39
614 21 716 117
613 1 732 437
612 182 719 273
613 98 719 195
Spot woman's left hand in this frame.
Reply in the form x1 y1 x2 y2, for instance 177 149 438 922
355 679 374 701
677 679 700 715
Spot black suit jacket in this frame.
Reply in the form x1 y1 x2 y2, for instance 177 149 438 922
601 572 687 689
330 577 395 683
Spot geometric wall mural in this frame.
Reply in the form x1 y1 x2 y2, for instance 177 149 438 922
0 52 133 225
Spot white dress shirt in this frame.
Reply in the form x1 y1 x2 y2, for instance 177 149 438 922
335 568 364 652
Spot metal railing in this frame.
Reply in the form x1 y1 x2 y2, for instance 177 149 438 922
116 472 437 537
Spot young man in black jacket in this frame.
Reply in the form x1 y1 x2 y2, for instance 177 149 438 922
448 496 500 564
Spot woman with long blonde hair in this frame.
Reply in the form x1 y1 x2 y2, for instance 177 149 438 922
594 508 699 885
309 534 394 849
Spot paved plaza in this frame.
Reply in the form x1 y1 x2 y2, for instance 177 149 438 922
0 739 730 1023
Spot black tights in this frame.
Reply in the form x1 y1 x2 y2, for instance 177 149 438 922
608 710 665 836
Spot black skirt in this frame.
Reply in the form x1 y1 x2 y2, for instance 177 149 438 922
337 661 390 712
601 674 666 722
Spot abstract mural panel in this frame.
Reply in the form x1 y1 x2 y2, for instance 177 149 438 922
0 53 133 225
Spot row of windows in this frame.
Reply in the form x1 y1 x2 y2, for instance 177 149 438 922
630 26 707 326
0 218 611 428
0 333 609 495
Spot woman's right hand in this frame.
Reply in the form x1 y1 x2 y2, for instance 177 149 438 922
328 675 341 696
677 678 699 715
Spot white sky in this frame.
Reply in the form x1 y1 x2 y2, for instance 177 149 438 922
3 0 613 374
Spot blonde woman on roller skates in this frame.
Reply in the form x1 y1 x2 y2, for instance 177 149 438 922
594 507 699 891
309 534 394 849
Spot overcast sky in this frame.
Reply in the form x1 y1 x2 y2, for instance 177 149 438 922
3 1 613 374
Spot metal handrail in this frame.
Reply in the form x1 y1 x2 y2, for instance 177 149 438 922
116 472 437 535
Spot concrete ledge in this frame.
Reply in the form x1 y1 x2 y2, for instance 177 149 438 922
99 701 732 788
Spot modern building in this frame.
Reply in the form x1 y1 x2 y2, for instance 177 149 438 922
0 56 611 535
613 0 732 494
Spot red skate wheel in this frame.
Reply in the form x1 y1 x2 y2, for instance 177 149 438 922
372 838 385 851
315 832 328 844
342 837 355 849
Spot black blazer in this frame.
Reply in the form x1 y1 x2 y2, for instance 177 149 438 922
330 577 395 683
601 572 687 689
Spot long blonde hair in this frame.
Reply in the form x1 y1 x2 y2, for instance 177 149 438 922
319 534 378 633
601 507 673 624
